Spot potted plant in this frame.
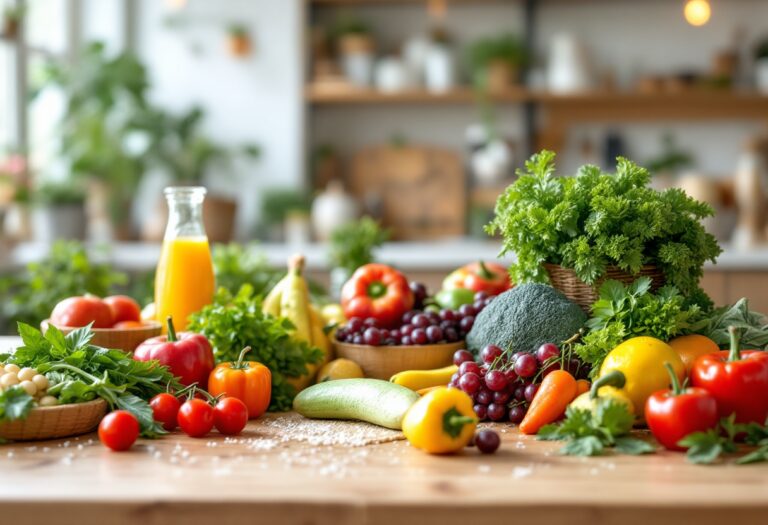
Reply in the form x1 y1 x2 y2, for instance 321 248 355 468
49 42 151 240
327 216 389 299
260 189 311 242
754 37 768 94
226 24 251 58
32 182 87 242
331 14 374 87
486 150 721 311
2 4 24 39
468 32 527 94
135 106 260 243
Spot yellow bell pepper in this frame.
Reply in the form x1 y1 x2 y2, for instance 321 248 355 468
597 336 685 419
402 387 477 454
390 365 458 391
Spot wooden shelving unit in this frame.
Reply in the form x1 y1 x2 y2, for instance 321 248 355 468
306 85 529 104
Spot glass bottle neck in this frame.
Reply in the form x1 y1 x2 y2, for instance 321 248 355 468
164 187 207 240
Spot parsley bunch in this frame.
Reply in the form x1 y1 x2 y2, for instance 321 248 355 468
575 278 701 375
1 323 180 436
538 398 655 456
188 285 323 411
486 151 721 305
680 415 768 465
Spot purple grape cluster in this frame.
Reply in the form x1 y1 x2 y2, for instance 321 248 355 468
450 342 588 423
335 291 494 347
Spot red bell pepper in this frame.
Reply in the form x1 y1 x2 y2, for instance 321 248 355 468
645 363 719 451
134 316 215 388
341 264 414 328
442 261 511 296
691 326 768 425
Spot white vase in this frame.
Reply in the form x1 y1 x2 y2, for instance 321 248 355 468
403 35 430 86
755 58 768 94
374 57 411 93
424 43 455 93
341 53 374 88
547 34 591 93
311 180 359 242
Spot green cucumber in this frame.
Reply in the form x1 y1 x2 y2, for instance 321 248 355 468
293 378 420 429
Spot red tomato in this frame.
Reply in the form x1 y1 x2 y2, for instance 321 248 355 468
178 399 214 438
51 296 114 328
98 411 140 451
104 295 142 325
150 393 181 431
213 397 249 436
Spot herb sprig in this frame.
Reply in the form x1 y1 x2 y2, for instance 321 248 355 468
679 415 768 465
538 398 655 457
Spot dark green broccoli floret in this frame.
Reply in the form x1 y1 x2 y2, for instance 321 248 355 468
466 283 586 354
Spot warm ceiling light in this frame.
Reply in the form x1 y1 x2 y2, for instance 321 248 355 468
684 0 711 27
166 0 187 10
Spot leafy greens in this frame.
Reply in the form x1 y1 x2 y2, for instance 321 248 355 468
687 298 768 349
486 151 721 306
188 285 323 412
575 278 700 375
0 323 181 436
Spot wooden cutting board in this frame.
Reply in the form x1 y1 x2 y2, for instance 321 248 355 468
350 145 466 240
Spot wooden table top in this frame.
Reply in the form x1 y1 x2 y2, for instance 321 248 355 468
1 338 767 525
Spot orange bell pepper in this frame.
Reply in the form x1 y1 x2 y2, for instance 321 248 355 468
208 347 271 419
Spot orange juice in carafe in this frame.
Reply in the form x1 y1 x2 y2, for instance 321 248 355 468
155 187 215 331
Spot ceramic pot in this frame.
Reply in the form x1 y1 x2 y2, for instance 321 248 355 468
547 34 591 93
424 43 455 93
311 180 358 241
486 60 519 93
33 204 87 243
339 34 374 87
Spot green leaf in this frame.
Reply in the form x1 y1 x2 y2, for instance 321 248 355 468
614 437 656 455
735 446 768 465
679 430 725 464
0 386 35 422
594 398 634 437
561 436 604 456
114 394 165 438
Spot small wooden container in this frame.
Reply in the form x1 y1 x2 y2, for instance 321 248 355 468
41 321 162 353
333 339 464 380
0 399 107 441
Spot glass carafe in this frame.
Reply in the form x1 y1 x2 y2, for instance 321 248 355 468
154 187 215 331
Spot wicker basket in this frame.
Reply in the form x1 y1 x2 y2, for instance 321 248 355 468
0 399 107 441
333 339 464 380
544 263 666 312
41 320 162 353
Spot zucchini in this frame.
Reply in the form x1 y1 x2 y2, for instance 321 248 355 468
293 378 420 429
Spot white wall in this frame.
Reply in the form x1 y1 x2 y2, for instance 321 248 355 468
135 0 304 238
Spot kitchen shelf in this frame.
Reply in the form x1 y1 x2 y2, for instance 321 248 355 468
309 0 514 6
306 85 529 104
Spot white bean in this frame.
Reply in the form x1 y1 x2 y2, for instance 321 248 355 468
32 375 49 391
19 380 37 396
38 396 58 407
4 363 20 374
17 368 37 382
0 374 19 387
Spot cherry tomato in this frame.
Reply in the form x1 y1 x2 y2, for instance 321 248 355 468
104 295 142 325
98 410 140 451
51 296 114 328
213 397 248 436
177 398 214 437
149 393 181 431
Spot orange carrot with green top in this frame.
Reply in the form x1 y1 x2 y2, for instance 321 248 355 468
519 370 578 435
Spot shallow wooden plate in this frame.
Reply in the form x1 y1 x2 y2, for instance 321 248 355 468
333 339 464 380
0 399 108 441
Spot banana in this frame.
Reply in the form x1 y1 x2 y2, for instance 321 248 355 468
280 254 312 343
262 278 285 318
262 255 336 390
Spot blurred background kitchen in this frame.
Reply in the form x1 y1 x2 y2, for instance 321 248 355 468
2 0 768 332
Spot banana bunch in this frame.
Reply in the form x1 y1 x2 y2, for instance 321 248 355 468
263 254 332 390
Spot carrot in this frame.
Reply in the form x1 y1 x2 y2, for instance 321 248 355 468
575 379 590 396
518 370 578 435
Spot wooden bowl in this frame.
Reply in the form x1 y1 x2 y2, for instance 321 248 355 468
0 399 107 441
333 339 464 380
41 320 162 353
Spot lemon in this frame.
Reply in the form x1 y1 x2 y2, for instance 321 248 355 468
317 358 364 383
